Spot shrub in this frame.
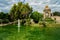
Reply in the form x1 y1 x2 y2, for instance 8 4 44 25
0 19 3 24
30 11 43 23
2 19 9 24
45 18 54 23
45 18 54 21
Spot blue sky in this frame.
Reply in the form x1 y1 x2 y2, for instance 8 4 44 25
0 0 60 13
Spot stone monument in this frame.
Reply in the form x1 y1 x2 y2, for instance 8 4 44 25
43 5 51 19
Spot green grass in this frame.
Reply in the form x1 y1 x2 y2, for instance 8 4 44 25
0 24 60 40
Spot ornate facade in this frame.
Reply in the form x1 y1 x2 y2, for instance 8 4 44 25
43 5 52 19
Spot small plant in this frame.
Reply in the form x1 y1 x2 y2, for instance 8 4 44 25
54 18 56 23
44 18 54 23
42 21 46 27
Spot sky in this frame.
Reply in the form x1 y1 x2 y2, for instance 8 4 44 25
0 0 60 13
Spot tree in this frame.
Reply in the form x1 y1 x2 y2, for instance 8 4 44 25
10 2 32 21
10 2 33 25
16 2 22 19
10 4 17 21
0 12 4 19
9 2 33 32
0 12 9 19
0 12 9 23
30 11 43 23
17 2 32 19
53 11 60 16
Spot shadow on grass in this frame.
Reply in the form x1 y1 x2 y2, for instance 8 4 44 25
0 24 18 40
0 24 60 40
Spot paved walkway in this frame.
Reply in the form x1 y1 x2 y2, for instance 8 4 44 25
52 16 60 23
0 20 17 26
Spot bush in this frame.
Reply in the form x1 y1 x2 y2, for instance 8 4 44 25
33 20 39 23
2 19 9 24
53 12 60 16
21 19 26 25
45 18 54 21
0 19 3 24
30 11 43 23
45 18 54 23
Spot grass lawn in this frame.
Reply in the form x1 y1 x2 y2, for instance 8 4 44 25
0 24 60 40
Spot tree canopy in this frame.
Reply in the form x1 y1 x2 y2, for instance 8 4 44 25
53 11 60 16
30 11 43 23
10 2 33 21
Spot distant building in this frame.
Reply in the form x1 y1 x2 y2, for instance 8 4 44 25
43 5 53 19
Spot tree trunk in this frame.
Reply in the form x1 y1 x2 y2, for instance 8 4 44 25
18 19 20 32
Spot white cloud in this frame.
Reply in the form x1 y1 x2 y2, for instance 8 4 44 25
0 0 60 13
0 10 1 11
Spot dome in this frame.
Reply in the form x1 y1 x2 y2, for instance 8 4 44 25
43 5 51 12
